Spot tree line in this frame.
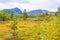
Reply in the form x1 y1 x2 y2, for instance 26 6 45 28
0 7 60 21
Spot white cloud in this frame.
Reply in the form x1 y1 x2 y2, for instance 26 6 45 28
0 0 29 3
0 0 60 12
28 0 60 11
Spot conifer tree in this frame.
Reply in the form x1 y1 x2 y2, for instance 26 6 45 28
22 9 28 20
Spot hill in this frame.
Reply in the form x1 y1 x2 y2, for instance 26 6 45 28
5 8 22 15
2 8 54 16
28 9 54 16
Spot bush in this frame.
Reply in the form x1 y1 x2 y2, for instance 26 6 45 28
0 10 9 21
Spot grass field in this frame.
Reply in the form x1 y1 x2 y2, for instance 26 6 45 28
0 15 60 40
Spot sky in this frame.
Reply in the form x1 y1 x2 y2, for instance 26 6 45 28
0 0 60 12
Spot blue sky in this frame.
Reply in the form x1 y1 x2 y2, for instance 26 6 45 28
0 0 60 12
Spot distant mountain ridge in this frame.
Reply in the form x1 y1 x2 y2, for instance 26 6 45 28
2 8 54 16
28 9 54 16
5 8 22 15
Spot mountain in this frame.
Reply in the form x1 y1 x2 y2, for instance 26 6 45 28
2 8 54 16
5 8 22 15
28 9 54 16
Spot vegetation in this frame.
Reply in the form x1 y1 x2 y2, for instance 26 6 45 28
0 10 9 21
0 7 60 40
22 9 28 20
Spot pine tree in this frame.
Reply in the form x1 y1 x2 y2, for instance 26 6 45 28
22 9 28 20
10 21 19 40
9 12 14 20
57 6 60 13
55 6 60 16
11 21 18 36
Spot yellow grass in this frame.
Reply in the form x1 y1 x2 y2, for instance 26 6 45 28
0 16 59 40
